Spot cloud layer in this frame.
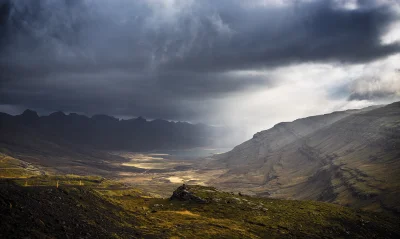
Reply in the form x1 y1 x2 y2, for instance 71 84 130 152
1 0 399 139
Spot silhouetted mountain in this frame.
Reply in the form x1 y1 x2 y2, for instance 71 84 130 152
0 110 226 153
20 109 39 119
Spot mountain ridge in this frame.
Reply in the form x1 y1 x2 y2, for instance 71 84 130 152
207 102 400 214
0 109 229 152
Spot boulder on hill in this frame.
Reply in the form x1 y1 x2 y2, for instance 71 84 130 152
170 184 207 203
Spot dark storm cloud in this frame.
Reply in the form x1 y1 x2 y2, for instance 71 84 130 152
163 1 400 71
0 0 399 120
0 69 267 119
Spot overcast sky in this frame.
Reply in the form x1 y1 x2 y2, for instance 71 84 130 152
1 0 400 139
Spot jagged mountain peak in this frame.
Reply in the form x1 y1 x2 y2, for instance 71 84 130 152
134 116 147 122
91 114 119 122
21 109 39 119
48 111 66 117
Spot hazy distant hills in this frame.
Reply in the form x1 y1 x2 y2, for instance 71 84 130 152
210 102 400 214
0 110 227 157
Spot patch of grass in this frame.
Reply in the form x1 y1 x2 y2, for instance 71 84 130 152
11 175 126 189
0 153 40 178
95 184 400 238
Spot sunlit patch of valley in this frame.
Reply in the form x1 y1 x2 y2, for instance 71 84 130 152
108 150 229 197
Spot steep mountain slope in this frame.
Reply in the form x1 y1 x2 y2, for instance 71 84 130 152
210 102 400 214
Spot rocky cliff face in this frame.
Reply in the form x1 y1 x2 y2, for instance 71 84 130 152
210 102 400 214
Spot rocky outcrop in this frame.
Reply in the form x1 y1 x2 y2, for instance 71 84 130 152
170 184 207 203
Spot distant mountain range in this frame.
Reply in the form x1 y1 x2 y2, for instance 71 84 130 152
0 109 228 152
208 102 400 214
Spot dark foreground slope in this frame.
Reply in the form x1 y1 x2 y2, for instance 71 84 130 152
210 102 400 214
0 180 140 239
1 177 399 239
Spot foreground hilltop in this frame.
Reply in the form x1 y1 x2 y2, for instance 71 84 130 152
1 176 399 239
210 101 400 214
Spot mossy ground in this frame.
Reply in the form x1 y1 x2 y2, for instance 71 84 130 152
1 180 400 238
0 153 40 178
1 155 400 238
110 185 400 238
